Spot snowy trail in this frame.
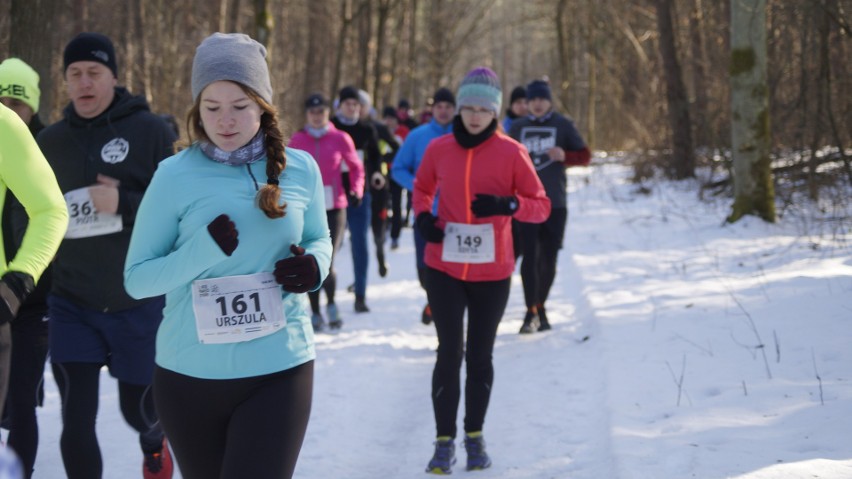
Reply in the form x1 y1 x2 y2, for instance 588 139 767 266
25 200 618 478
296 212 618 478
19 160 852 478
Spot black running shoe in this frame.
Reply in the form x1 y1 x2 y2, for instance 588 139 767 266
518 309 539 334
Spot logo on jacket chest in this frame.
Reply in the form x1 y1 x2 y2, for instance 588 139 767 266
101 137 129 164
520 127 557 166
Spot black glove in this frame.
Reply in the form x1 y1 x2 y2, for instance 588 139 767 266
207 214 239 256
0 272 34 325
470 194 518 218
415 212 445 243
347 192 362 208
274 244 320 293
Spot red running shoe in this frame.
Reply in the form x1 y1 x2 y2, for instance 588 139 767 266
143 439 173 479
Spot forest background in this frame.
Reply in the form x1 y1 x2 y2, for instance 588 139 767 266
1 0 850 207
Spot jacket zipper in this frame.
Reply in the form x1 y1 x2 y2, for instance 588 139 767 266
461 149 474 280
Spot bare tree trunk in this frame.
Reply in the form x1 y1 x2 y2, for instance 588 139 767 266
385 3 407 105
690 0 710 148
655 0 696 179
405 0 418 102
373 0 398 104
729 0 775 223
586 2 596 150
9 0 57 120
217 0 228 32
357 0 373 91
137 0 153 104
332 0 356 95
230 0 243 32
123 2 135 94
555 0 570 103
73 0 88 33
304 1 331 98
254 0 273 49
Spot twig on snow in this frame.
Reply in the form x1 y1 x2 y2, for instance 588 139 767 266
812 348 825 406
666 354 687 407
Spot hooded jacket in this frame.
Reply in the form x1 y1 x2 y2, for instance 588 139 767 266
37 87 176 312
288 122 365 209
413 128 550 282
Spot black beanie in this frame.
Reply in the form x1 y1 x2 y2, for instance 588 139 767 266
432 87 455 106
63 32 118 77
509 86 527 103
339 85 360 103
382 106 397 118
526 80 551 101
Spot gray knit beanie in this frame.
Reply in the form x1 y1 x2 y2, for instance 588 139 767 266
191 33 273 104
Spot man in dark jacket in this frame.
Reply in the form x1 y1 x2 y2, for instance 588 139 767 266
358 89 399 279
509 79 591 334
36 32 176 479
332 86 382 313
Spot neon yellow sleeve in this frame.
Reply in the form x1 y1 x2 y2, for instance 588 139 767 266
0 104 68 282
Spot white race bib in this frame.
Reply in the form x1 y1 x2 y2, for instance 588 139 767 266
63 187 123 239
441 222 495 264
191 272 286 344
324 185 334 210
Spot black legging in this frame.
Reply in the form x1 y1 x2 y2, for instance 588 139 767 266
153 361 313 479
389 177 406 241
52 362 163 479
520 208 568 309
370 184 389 267
309 209 346 313
424 267 511 438
6 309 49 479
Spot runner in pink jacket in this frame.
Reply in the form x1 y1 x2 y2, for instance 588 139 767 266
288 93 364 331
288 94 364 210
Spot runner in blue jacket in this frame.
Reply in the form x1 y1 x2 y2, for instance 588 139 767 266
390 87 455 325
124 33 331 479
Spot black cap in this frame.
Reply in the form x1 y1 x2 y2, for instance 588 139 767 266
339 85 360 103
305 93 329 110
509 86 527 103
398 98 411 109
432 87 455 106
63 32 118 77
382 106 398 118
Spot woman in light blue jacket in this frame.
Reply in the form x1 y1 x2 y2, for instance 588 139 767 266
124 33 331 479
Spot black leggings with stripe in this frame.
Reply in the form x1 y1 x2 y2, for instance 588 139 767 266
153 361 313 479
424 267 511 438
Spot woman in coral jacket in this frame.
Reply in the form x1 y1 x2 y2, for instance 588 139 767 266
412 67 550 475
288 93 364 332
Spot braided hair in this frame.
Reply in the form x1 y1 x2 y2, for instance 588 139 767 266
185 83 287 218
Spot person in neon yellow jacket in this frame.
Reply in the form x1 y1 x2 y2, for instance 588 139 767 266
0 102 68 419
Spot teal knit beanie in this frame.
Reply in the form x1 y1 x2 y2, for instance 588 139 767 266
457 67 502 114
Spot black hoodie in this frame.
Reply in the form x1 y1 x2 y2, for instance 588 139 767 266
37 87 176 312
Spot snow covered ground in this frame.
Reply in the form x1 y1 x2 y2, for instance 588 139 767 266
15 159 852 478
